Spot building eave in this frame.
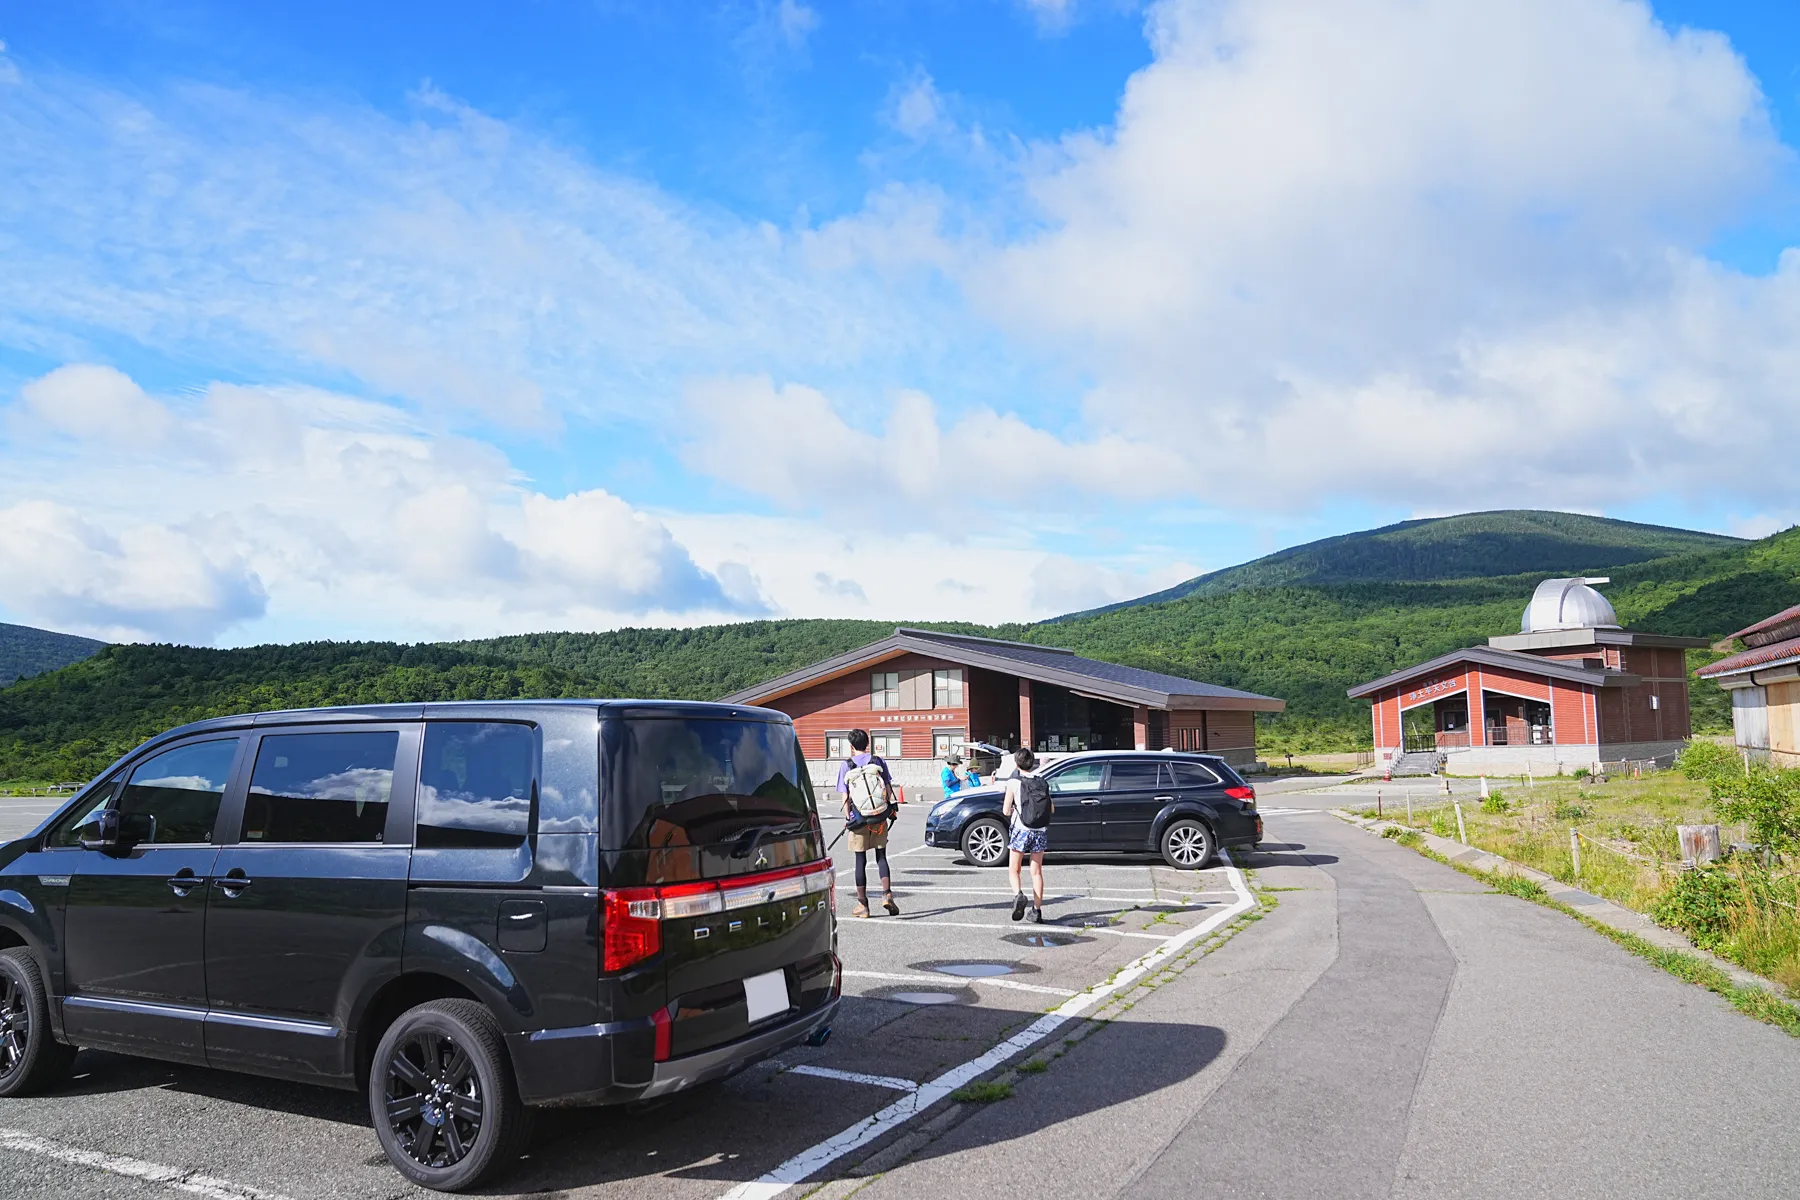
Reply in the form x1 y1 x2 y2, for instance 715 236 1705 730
1347 645 1633 700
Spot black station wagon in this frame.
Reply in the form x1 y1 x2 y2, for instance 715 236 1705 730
923 750 1262 868
0 701 838 1190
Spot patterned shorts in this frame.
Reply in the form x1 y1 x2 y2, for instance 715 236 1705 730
1008 825 1049 854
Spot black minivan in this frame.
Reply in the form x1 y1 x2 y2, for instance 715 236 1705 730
0 701 838 1190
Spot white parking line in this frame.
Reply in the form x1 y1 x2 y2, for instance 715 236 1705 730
841 917 1174 941
840 970 1077 997
884 887 1221 905
784 1065 919 1093
717 852 1257 1200
0 1127 296 1200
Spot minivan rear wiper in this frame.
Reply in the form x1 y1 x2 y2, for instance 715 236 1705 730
731 822 806 860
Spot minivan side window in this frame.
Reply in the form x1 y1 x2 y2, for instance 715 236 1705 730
417 722 535 849
243 731 398 843
115 738 239 844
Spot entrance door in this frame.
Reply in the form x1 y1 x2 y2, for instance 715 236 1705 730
1043 760 1106 848
203 726 416 1080
64 736 241 1061
1101 759 1168 847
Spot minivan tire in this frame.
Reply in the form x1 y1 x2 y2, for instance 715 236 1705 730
0 946 75 1097
1159 818 1216 870
370 999 532 1192
960 816 1009 868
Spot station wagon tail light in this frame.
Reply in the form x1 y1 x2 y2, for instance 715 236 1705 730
1224 785 1256 810
601 861 836 973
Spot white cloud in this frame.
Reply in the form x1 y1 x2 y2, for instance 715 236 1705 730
1028 553 1198 614
0 500 267 643
680 375 1191 523
16 364 174 444
955 0 1800 512
890 73 946 141
776 0 820 49
0 366 767 642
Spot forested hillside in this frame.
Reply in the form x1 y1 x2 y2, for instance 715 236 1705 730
1059 510 1741 619
3 515 1795 781
0 623 107 687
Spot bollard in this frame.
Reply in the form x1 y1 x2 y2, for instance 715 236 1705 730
1443 776 1451 795
1570 827 1581 879
1377 790 1383 819
1453 797 1468 845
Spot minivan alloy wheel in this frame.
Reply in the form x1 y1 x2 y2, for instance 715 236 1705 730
386 1031 485 1168
0 972 28 1080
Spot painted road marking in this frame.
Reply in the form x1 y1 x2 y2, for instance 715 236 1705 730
1257 807 1322 816
877 887 1222 905
840 970 1077 997
0 1127 297 1200
785 1066 920 1093
717 853 1257 1200
841 917 1174 941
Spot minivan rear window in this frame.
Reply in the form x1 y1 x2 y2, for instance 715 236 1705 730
602 717 819 879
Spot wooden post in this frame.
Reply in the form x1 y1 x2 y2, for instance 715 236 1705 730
1377 790 1383 818
1132 706 1149 751
1453 797 1468 845
1678 824 1721 865
1570 827 1581 879
1406 790 1414 824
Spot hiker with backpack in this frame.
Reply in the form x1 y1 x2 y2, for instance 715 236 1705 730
837 728 900 918
1003 747 1052 923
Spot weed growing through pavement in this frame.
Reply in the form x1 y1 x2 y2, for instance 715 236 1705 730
951 1080 1014 1104
1017 1059 1049 1075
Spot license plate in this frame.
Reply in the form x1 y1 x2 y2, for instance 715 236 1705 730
743 970 789 1025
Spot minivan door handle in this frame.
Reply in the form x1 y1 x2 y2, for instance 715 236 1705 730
166 869 203 897
1080 798 1102 806
1153 795 1175 803
214 869 253 898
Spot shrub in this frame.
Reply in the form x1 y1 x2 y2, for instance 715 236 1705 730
1430 809 1458 838
1652 865 1740 951
1480 791 1510 814
1711 766 1800 859
1553 801 1588 821
1573 768 1591 780
1381 825 1406 839
1677 739 1744 785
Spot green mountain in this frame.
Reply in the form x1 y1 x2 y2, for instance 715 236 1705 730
1057 510 1742 620
0 623 108 688
2 512 1794 782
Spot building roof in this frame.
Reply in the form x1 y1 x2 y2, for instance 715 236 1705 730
1696 632 1800 679
1346 645 1638 700
1725 603 1800 648
719 628 1286 713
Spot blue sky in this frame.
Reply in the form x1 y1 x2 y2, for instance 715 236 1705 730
2 0 1799 646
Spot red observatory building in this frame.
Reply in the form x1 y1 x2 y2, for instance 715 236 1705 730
1348 578 1706 774
722 628 1284 800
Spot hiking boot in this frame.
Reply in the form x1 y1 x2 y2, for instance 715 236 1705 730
1011 891 1028 922
1027 904 1043 924
883 894 900 917
852 901 870 918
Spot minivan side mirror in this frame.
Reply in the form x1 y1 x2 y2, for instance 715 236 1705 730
77 810 155 856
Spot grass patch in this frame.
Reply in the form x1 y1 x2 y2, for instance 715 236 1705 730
951 1080 1015 1104
1016 1058 1048 1075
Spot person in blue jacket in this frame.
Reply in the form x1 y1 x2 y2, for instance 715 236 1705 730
940 754 966 799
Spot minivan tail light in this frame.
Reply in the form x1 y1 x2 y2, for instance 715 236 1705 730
603 888 663 972
1224 785 1256 810
601 861 835 974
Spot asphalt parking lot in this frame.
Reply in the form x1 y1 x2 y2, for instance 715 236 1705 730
0 797 1253 1200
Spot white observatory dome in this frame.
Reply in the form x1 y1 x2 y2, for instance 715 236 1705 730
1521 578 1619 633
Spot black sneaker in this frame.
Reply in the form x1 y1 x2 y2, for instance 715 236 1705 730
1011 891 1027 922
1027 904 1042 924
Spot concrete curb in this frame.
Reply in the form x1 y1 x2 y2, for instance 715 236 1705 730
1330 809 1773 992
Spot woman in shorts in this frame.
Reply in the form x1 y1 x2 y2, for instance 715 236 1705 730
1003 748 1050 924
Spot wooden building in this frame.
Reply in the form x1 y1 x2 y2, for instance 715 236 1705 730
1697 603 1800 766
1348 578 1705 774
720 628 1284 798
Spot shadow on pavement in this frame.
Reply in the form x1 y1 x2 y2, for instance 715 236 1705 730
490 1004 1229 1195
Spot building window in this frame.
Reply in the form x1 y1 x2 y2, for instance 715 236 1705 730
824 732 853 761
932 730 967 759
870 671 900 710
871 731 903 759
933 668 965 708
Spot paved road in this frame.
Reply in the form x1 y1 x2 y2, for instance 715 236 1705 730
850 811 1800 1199
7 794 1800 1198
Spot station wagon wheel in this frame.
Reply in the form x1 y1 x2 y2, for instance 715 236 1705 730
1160 818 1216 870
0 947 75 1098
370 999 529 1190
961 816 1008 868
